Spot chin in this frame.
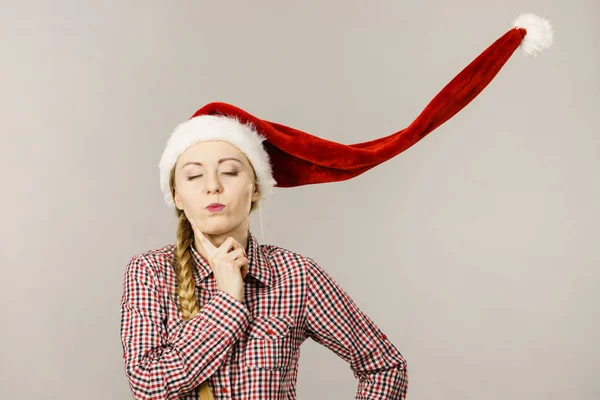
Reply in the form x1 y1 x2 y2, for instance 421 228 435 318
202 220 240 236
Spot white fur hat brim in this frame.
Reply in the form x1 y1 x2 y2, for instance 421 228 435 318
158 115 277 208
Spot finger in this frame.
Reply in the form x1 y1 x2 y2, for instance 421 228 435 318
189 217 201 237
216 237 246 257
229 238 247 257
190 218 217 253
213 236 234 258
234 257 249 271
223 248 246 261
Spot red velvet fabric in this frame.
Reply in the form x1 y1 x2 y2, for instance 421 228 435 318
191 28 527 188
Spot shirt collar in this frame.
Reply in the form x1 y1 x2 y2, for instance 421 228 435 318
190 232 272 287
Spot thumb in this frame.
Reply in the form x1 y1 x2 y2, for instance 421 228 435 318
190 218 214 252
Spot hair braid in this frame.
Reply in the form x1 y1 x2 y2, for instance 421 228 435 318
174 210 200 320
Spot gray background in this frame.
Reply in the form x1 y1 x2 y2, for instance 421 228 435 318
1 0 598 399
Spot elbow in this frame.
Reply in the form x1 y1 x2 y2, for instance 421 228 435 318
395 359 408 397
124 363 153 400
123 353 189 400
124 360 169 400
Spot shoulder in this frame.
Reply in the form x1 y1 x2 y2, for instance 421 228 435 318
124 243 176 283
263 244 343 286
260 242 307 262
258 242 321 275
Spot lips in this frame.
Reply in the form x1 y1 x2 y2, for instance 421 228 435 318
205 203 225 211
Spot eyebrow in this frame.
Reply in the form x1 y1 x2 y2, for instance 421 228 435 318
182 158 243 168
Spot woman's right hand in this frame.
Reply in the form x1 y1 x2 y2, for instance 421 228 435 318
189 218 248 304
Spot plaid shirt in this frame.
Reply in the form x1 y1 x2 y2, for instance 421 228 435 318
120 233 408 399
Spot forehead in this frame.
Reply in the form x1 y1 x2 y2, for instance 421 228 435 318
177 140 248 167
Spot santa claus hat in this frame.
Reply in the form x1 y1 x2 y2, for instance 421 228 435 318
159 13 553 208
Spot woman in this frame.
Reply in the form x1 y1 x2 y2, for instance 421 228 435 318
120 115 408 399
120 13 551 399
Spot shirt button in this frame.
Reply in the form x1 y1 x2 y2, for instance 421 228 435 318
221 387 228 393
266 329 274 335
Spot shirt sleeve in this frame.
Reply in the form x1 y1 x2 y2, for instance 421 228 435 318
120 254 251 400
304 258 408 400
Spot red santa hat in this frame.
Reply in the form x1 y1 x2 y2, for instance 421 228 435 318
159 13 553 208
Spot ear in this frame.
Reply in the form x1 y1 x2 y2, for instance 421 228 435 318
251 183 260 202
173 190 184 210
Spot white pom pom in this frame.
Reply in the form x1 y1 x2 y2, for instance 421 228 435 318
512 13 553 57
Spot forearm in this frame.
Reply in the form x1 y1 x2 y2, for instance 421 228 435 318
123 290 250 399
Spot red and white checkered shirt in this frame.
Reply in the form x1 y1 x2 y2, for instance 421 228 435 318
120 233 408 399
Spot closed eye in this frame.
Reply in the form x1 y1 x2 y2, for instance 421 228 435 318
187 172 238 181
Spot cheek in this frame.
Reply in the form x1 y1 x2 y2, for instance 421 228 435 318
230 185 253 209
241 186 255 203
177 183 205 209
176 184 194 202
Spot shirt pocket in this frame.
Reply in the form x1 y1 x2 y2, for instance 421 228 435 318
242 314 297 370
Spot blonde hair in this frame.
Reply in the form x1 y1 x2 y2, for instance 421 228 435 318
168 164 260 320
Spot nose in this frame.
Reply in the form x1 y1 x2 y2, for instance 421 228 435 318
203 172 223 194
